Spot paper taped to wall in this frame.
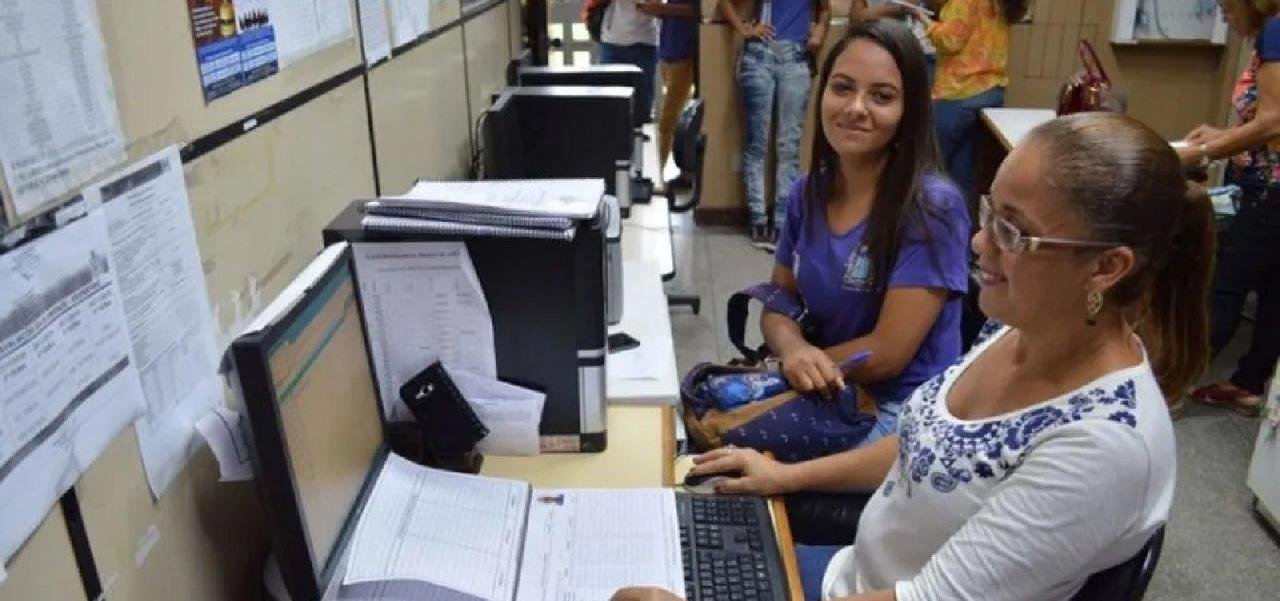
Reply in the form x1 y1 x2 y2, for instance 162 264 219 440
0 208 147 568
0 0 126 218
86 146 224 499
358 0 392 65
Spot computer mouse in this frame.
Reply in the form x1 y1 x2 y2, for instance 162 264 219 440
682 469 744 494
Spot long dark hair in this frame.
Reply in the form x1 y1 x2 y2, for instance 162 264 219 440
1028 113 1216 400
999 0 1029 22
804 19 941 294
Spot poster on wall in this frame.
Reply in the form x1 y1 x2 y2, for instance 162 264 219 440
186 0 281 103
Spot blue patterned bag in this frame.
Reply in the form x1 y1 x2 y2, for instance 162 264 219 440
681 283 877 463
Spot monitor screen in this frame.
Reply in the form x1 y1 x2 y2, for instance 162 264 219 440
265 263 384 574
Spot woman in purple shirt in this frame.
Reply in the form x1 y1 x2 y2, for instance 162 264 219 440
765 18 970 443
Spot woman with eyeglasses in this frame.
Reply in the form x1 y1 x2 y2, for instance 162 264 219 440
615 112 1213 601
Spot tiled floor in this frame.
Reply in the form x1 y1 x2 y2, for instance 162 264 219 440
659 210 1280 600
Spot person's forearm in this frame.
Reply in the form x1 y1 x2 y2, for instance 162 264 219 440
833 591 896 601
782 434 899 492
761 310 812 357
1203 114 1280 160
851 5 901 20
810 7 831 44
718 0 749 34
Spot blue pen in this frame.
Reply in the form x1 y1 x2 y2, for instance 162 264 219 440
838 350 874 372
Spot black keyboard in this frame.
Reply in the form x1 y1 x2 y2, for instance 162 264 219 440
676 493 788 601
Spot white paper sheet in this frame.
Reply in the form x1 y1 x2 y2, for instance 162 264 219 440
607 342 664 382
352 242 497 421
0 209 146 567
79 147 223 498
388 180 605 219
343 454 528 601
358 0 392 65
387 0 431 48
194 406 254 481
448 366 545 456
0 0 126 217
515 489 684 601
267 0 354 66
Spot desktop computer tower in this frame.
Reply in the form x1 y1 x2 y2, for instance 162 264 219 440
482 86 633 196
517 64 644 126
324 201 609 452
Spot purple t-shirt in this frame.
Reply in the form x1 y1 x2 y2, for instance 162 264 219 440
774 174 971 404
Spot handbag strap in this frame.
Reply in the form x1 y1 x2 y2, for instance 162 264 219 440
727 283 808 364
1077 39 1109 84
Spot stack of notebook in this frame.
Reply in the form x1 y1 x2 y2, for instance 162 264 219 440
361 179 605 241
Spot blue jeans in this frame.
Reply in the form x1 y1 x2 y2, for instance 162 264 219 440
738 39 811 227
796 544 844 600
934 86 1005 198
598 41 658 123
861 397 905 447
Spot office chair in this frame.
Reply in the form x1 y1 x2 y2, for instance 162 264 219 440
1070 526 1166 601
665 99 706 314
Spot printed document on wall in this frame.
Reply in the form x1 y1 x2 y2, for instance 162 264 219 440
0 0 126 219
0 209 146 568
352 242 496 421
86 147 222 498
387 0 430 48
267 0 354 66
358 0 392 65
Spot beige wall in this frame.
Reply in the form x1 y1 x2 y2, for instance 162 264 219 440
0 1 513 600
696 1 1246 224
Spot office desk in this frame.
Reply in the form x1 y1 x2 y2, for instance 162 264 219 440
482 405 677 487
608 260 680 405
981 108 1056 151
623 200 676 279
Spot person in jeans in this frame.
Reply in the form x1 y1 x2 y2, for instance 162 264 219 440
720 0 831 247
905 0 1026 198
1177 0 1280 416
599 0 659 122
638 0 697 187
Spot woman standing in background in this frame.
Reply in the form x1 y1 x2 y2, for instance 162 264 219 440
1177 0 1280 416
906 0 1025 199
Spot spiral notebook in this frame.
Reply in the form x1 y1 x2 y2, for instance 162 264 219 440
361 214 577 241
363 202 575 231
383 179 604 219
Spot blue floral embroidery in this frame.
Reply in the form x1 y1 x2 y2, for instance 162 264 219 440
897 367 1142 495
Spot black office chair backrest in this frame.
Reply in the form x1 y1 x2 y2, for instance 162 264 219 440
670 99 705 214
1070 526 1166 601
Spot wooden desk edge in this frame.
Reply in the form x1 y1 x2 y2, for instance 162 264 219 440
768 496 806 601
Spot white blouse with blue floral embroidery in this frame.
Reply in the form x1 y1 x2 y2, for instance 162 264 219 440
822 323 1176 601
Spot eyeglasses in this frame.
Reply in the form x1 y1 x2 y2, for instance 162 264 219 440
978 195 1120 253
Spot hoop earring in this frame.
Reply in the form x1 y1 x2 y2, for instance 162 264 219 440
1086 290 1103 326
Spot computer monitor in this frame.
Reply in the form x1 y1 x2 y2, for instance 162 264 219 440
229 244 386 601
496 86 632 195
517 64 643 126
483 90 526 180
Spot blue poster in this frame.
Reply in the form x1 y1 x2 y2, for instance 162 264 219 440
187 1 280 103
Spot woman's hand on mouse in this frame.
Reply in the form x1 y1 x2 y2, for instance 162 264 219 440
691 446 797 496
780 345 845 399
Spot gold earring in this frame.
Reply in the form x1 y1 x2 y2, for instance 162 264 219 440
1086 290 1103 326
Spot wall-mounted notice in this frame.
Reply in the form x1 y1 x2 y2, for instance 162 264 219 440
269 0 355 66
387 0 430 49
358 0 392 65
0 208 147 570
87 147 222 499
186 0 281 102
0 0 126 220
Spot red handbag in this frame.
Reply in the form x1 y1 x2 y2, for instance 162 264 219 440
1057 40 1125 115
